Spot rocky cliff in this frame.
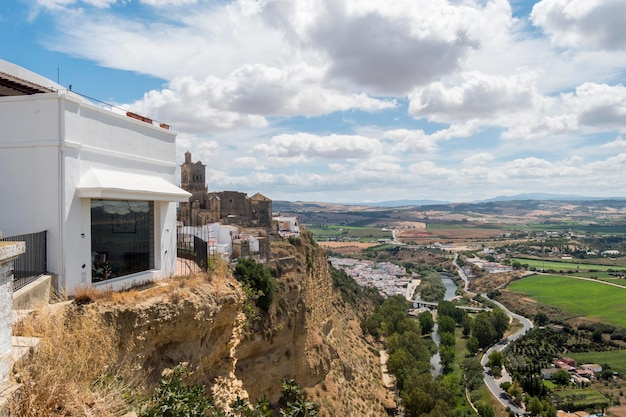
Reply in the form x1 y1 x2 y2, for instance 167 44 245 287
82 235 394 415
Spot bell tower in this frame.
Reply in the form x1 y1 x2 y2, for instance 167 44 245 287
181 151 207 193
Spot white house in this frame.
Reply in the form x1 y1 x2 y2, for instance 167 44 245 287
273 215 300 238
0 60 190 294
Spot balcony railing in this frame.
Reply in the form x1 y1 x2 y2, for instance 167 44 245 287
1 231 47 291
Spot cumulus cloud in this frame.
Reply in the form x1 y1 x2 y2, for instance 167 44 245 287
19 0 626 201
309 3 474 95
126 64 394 132
531 0 626 50
383 121 481 154
253 133 381 162
408 71 538 123
601 137 626 149
462 152 495 166
563 83 626 131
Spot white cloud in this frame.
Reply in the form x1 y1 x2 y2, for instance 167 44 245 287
601 136 626 149
563 83 626 132
253 133 381 162
20 0 626 202
140 0 198 6
384 121 481 155
462 152 495 166
408 71 538 123
531 0 626 50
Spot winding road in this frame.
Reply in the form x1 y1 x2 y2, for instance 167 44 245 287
451 256 533 415
480 296 533 416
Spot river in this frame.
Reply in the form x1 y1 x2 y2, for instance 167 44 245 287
413 274 457 378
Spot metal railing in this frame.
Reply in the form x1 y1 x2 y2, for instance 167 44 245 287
1 230 47 291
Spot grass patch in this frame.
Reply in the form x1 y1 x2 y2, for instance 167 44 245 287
507 275 626 327
11 307 140 416
569 350 626 376
551 387 609 410
511 258 626 272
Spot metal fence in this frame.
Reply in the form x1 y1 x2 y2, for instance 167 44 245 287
1 230 47 291
176 226 220 272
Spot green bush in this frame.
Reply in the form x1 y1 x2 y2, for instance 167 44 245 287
234 259 276 311
139 364 211 417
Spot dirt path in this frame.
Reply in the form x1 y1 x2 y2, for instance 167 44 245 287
379 350 395 389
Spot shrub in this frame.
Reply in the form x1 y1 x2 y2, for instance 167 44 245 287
234 259 276 311
139 364 212 417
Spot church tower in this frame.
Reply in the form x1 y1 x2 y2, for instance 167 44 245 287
181 151 207 193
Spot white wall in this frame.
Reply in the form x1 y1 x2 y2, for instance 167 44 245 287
1 91 181 295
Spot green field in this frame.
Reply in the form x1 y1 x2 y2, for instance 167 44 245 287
507 275 626 327
306 225 393 242
569 350 626 375
550 388 609 409
511 258 626 272
565 272 626 287
518 222 626 235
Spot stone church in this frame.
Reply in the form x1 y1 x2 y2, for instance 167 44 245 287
178 152 272 228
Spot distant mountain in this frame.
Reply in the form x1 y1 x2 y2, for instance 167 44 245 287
483 193 626 202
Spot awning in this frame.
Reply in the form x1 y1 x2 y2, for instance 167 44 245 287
76 169 191 202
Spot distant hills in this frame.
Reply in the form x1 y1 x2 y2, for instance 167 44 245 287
351 194 625 208
274 193 626 212
483 193 626 203
360 199 451 207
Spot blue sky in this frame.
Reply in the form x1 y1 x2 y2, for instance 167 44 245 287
2 0 626 204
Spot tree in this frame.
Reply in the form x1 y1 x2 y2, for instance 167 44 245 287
440 332 455 348
419 311 434 335
462 315 472 338
466 336 479 356
507 380 523 405
472 312 497 348
552 369 571 386
488 350 504 369
491 309 510 340
440 345 455 373
438 316 456 334
527 396 543 416
535 311 549 326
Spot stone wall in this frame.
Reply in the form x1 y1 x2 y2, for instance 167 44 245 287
0 239 25 381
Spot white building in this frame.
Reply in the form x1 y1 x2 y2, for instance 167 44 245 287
273 215 300 238
0 60 190 294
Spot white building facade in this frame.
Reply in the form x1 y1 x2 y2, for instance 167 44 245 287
0 60 190 294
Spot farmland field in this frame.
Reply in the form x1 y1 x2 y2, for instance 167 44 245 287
306 225 393 242
506 275 626 327
550 388 609 409
569 350 626 375
511 258 626 272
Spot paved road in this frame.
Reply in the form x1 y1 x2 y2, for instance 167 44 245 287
452 253 469 292
480 295 533 416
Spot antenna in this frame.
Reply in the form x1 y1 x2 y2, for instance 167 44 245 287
57 65 59 84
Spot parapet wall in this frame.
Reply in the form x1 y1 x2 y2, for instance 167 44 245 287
0 240 25 381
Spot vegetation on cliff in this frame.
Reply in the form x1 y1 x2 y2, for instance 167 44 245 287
140 363 319 417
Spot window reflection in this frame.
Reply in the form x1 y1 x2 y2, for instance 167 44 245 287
91 199 154 282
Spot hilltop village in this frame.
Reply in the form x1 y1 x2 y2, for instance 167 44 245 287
176 151 300 264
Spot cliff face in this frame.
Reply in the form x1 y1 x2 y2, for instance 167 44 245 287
87 237 393 415
236 237 395 416
91 273 249 407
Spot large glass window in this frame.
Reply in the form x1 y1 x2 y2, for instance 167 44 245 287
91 199 154 282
